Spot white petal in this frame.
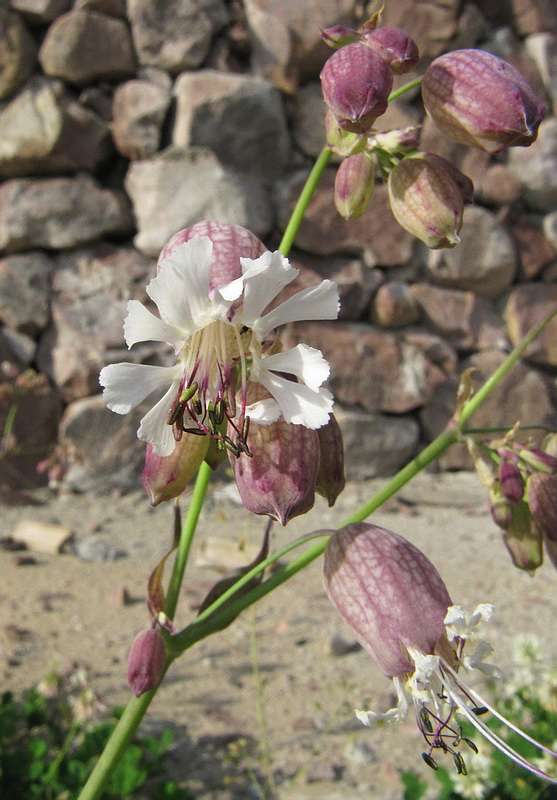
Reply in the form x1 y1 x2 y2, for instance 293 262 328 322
253 280 339 340
252 367 334 429
237 251 298 325
137 383 179 456
124 300 185 351
245 397 282 424
355 677 409 727
148 238 216 332
99 362 181 414
253 345 329 392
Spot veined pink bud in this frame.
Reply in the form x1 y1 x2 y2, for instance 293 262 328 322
527 472 557 544
422 49 546 154
362 26 419 74
324 110 366 157
229 386 320 525
334 152 375 219
142 435 210 506
324 523 452 677
127 628 166 697
315 414 345 506
388 153 473 248
320 43 393 134
498 454 524 504
157 221 267 291
320 25 361 49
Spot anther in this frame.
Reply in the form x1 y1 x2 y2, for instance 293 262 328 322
179 382 198 403
422 753 438 771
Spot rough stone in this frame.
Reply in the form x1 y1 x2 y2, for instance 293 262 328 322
0 328 36 367
290 82 328 159
425 206 517 299
0 9 36 101
0 251 53 335
243 0 358 92
525 33 557 108
0 76 113 177
504 283 557 368
39 9 136 86
365 0 460 59
410 284 508 352
509 214 556 280
10 0 71 24
544 211 557 249
476 164 523 206
127 0 229 74
370 281 421 328
74 0 126 16
0 175 133 252
511 0 557 35
125 147 273 257
277 172 414 266
112 79 171 160
509 118 557 212
284 321 451 415
172 70 290 181
59 395 148 494
335 406 420 480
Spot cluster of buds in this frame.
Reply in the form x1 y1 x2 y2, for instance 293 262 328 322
320 20 545 248
323 522 557 781
468 432 557 571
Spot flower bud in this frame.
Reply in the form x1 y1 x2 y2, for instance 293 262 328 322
320 43 393 133
362 26 419 74
315 414 345 506
527 472 557 544
369 126 420 155
127 628 166 697
498 452 524 504
324 110 366 157
142 434 210 506
388 153 472 248
324 523 452 677
501 501 543 572
320 25 361 49
334 152 375 219
467 439 498 489
518 447 557 474
489 481 514 529
422 49 546 154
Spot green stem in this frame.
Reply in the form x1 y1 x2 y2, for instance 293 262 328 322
164 461 212 620
279 147 333 257
77 688 159 800
388 76 423 101
45 721 80 784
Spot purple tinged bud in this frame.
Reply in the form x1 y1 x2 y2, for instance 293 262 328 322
315 414 345 506
323 523 452 677
422 49 546 154
320 25 362 49
518 447 557 474
370 126 420 155
127 629 166 697
334 152 375 219
320 43 393 134
489 482 514 529
501 500 543 572
388 152 473 248
527 472 557 544
499 457 524 504
142 435 210 507
362 26 419 74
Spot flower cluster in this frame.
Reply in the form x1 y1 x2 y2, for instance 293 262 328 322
319 20 545 249
468 432 557 571
100 221 343 522
323 523 557 780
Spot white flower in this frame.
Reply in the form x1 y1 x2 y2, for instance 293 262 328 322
354 604 557 783
99 237 339 457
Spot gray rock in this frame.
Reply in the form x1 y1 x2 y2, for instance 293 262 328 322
112 79 171 160
511 0 557 36
543 210 557 248
72 535 124 561
525 32 557 108
125 147 273 257
39 9 136 85
74 0 126 16
0 9 37 101
52 243 154 300
509 118 557 212
504 283 557 368
0 251 53 335
335 406 419 479
289 82 327 159
426 206 517 299
0 174 133 252
59 394 148 494
0 76 113 177
0 327 36 367
172 70 290 181
128 0 229 74
11 0 71 24
370 281 421 328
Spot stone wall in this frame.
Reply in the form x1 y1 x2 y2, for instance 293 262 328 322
1 0 556 492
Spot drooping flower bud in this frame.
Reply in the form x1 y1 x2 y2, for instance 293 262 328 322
142 434 210 507
422 49 546 154
334 151 375 219
320 25 361 49
501 501 543 572
324 523 452 677
362 26 419 74
489 480 514 529
498 451 524 504
127 628 166 697
315 414 345 506
228 385 320 525
387 153 473 248
320 43 393 133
